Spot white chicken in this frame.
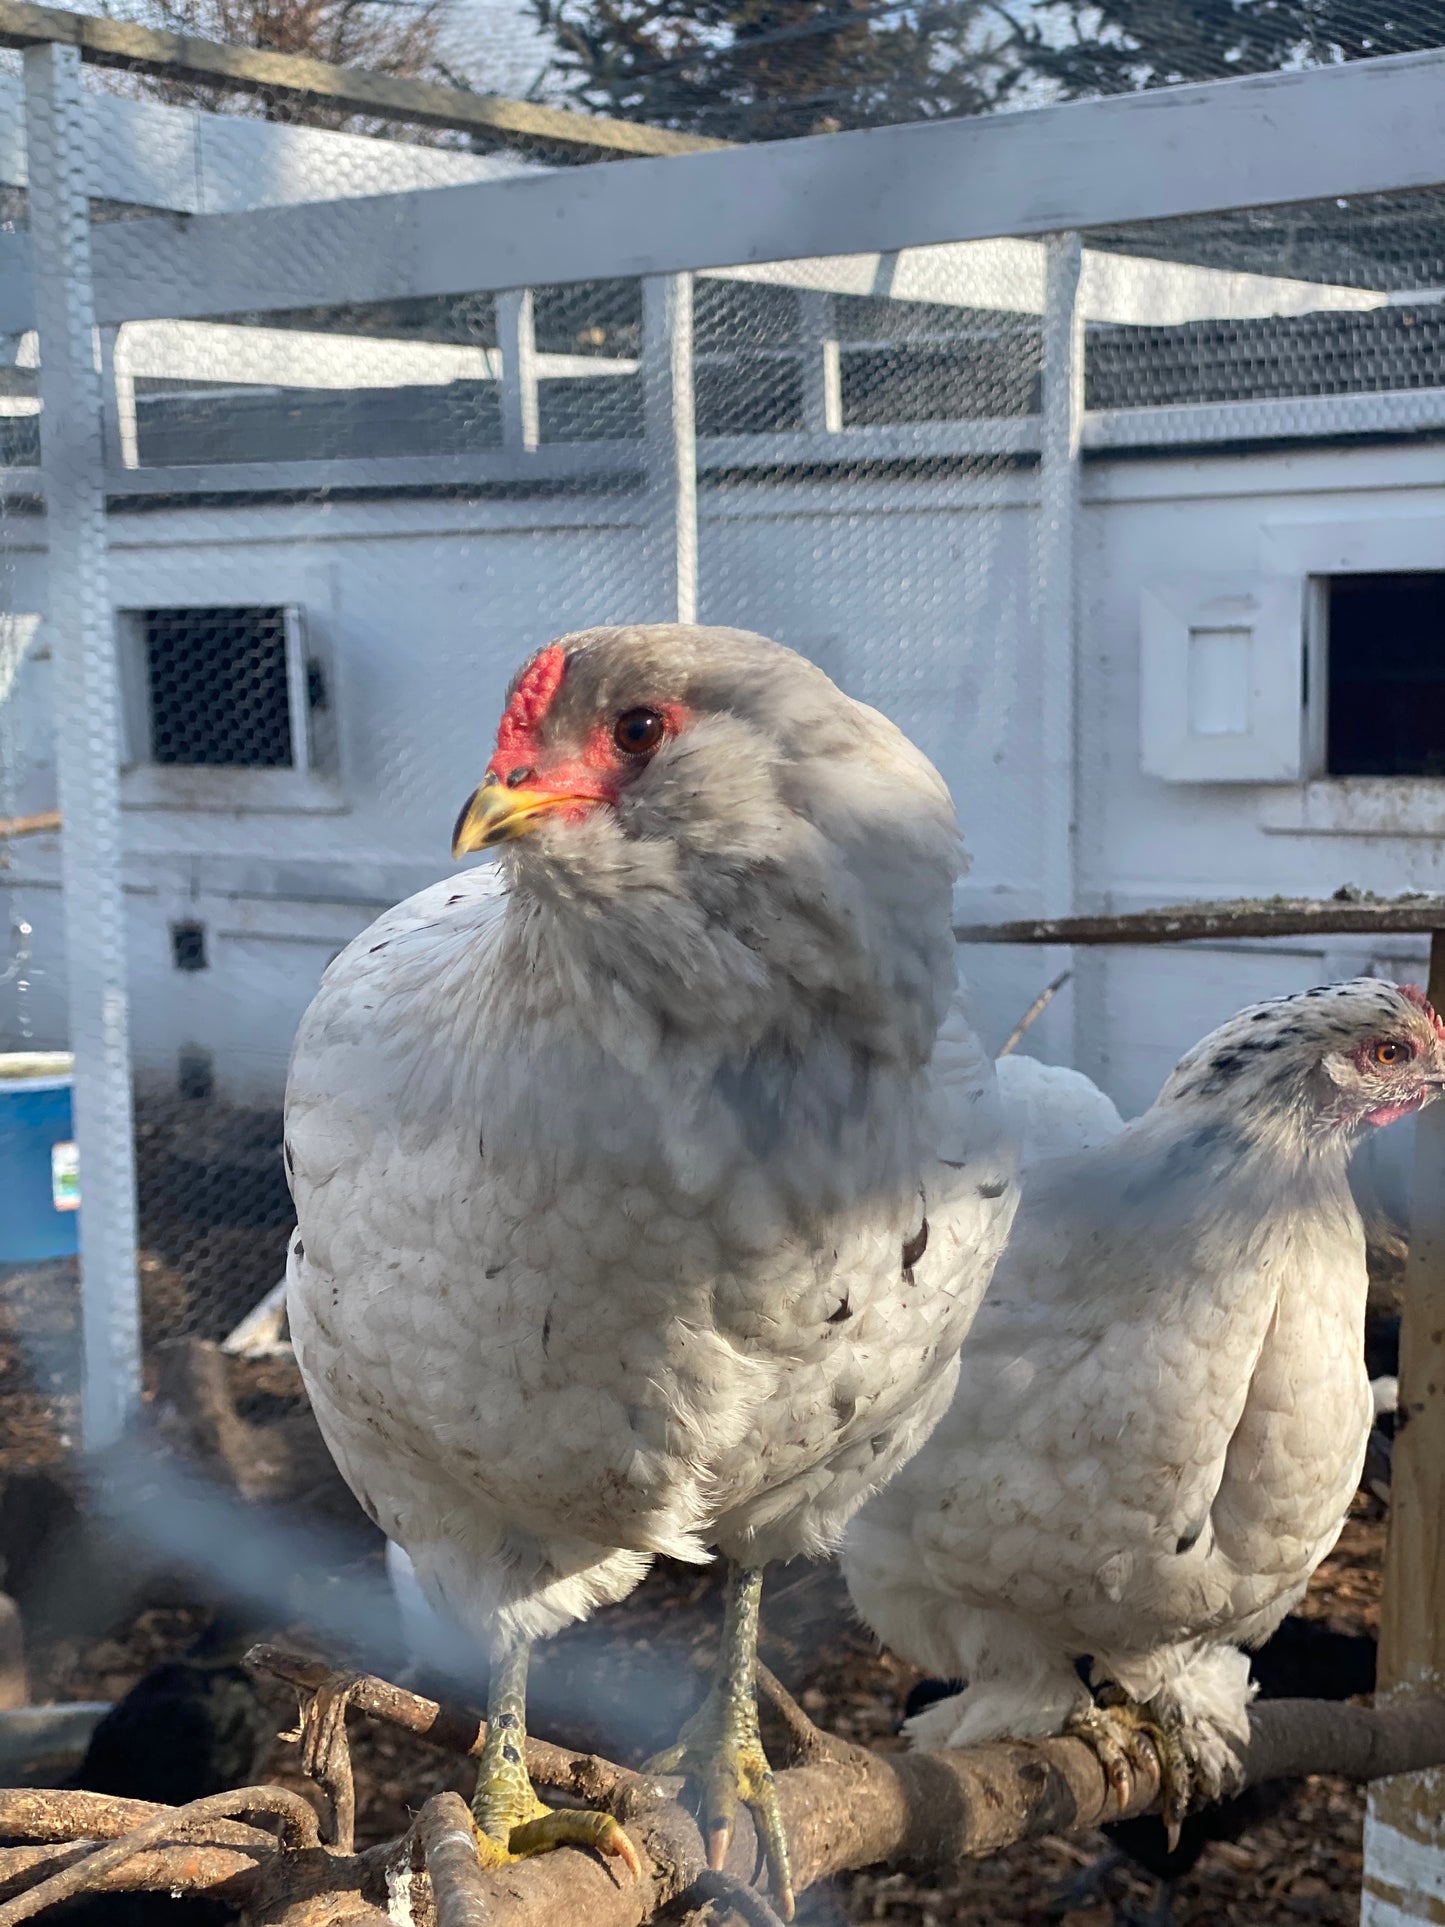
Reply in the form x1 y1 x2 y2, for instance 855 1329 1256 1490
843 979 1445 1838
993 1052 1125 1167
284 624 1018 1908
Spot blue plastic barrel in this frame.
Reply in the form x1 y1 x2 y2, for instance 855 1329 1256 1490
0 1053 79 1263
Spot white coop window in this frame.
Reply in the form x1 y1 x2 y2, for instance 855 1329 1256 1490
116 601 339 812
1138 575 1305 784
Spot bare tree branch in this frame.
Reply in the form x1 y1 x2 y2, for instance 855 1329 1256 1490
0 813 61 841
249 1644 636 1810
0 1841 264 1903
3 1652 1442 1927
297 1674 361 1852
0 1788 279 1849
417 1793 495 1927
997 968 1073 1057
0 1788 320 1927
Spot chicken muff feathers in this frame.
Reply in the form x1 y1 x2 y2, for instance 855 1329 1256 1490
285 624 1018 1912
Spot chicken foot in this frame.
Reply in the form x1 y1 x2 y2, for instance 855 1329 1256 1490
646 1562 796 1920
1065 1685 1194 1852
470 1631 642 1876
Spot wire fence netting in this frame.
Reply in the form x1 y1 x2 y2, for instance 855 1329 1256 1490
0 55 1439 1497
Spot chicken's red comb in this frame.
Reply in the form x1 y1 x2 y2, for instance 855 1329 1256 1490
495 645 566 759
1399 982 1445 1041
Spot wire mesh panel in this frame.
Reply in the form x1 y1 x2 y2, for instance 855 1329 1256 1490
696 246 1055 1047
2 33 1445 1927
1 35 1444 1476
1068 184 1445 1116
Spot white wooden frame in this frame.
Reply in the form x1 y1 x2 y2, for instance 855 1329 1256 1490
3 48 1444 338
1255 511 1445 837
108 551 343 816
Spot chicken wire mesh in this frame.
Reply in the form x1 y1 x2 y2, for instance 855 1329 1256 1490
528 0 1445 142
0 44 1443 1471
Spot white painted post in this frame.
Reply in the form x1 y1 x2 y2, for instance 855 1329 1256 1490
797 290 842 435
1362 925 1445 1924
1036 232 1084 1068
496 288 539 454
25 42 142 1450
98 326 138 470
641 273 697 625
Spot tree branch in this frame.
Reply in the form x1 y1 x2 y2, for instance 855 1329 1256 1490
3 1654 1442 1927
416 1793 495 1927
0 1789 279 1850
0 812 60 841
386 1694 1445 1927
0 1788 320 1927
0 1842 264 1904
248 1644 636 1810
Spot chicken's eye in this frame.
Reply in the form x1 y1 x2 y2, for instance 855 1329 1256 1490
613 707 666 757
1372 1039 1413 1066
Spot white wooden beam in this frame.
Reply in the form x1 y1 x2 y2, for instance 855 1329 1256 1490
1035 233 1084 1067
24 42 142 1450
0 70 539 210
642 274 697 626
1081 387 1445 448
496 290 539 454
718 243 1384 324
97 325 136 469
797 291 843 436
17 49 1441 326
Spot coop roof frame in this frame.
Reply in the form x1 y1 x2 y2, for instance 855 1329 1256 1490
3 45 1445 330
0 0 723 157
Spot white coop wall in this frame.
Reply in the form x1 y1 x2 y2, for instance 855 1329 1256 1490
1077 444 1445 1116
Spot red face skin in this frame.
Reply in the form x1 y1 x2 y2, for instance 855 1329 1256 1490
1350 985 1445 1128
484 646 690 824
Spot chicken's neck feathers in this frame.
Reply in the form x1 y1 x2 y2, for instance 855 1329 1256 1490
332 871 949 1225
497 851 950 1074
998 1100 1362 1339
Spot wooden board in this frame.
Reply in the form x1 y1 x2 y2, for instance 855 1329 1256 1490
1363 928 1445 1923
0 0 724 157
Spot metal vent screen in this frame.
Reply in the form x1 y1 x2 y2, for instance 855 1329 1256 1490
138 604 295 769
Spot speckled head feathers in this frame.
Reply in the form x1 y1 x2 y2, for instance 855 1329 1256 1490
1158 978 1445 1142
1399 982 1445 1042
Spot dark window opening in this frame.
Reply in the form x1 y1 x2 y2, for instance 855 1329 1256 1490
171 922 208 972
141 605 293 768
1327 573 1445 778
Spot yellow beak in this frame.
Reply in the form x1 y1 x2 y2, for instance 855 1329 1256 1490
451 774 575 857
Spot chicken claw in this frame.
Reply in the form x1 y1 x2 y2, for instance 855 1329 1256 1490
1066 1687 1193 1851
472 1632 641 1877
472 1801 642 1875
647 1565 795 1920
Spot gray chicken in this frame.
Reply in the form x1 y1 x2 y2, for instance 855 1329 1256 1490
284 624 1018 1910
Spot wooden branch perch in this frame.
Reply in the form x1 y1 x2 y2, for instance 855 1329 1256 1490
3 1652 1442 1927
955 894 1445 946
0 812 60 841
